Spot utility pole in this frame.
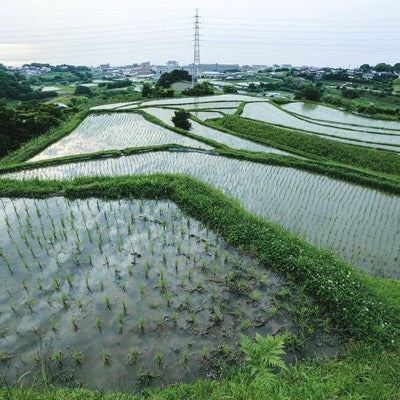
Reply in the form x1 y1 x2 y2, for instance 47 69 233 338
192 9 200 87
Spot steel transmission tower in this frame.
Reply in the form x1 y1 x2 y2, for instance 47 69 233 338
192 9 200 87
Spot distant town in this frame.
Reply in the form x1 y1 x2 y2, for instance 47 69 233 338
7 60 400 82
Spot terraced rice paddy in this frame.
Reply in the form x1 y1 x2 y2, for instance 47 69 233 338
137 94 265 107
242 102 400 152
90 102 139 111
191 111 225 120
282 102 400 131
4 151 400 279
174 101 243 110
29 113 212 162
143 107 293 156
0 197 339 390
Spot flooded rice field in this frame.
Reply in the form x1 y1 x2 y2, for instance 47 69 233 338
3 152 399 280
0 198 339 390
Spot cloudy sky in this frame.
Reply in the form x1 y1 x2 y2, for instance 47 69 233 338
1 0 399 68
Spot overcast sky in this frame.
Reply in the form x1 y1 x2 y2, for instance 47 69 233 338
1 0 399 68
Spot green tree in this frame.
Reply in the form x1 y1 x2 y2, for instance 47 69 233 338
0 69 37 100
141 83 154 97
158 69 191 88
296 84 322 102
182 81 214 96
171 110 191 130
74 85 92 97
374 63 393 72
0 100 64 157
223 85 237 94
341 87 359 99
359 64 372 72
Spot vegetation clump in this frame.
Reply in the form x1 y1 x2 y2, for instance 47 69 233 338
171 110 192 131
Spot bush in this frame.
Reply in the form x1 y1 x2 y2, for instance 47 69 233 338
171 110 192 130
183 82 214 96
74 85 92 97
295 85 322 102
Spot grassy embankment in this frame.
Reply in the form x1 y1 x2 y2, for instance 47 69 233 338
0 175 399 399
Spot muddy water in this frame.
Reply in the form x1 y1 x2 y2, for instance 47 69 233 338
0 198 340 391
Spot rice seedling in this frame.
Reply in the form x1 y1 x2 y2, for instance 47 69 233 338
182 350 189 364
49 319 57 332
53 277 61 291
61 293 68 308
128 347 139 365
142 260 150 278
117 234 123 252
71 316 78 331
259 274 269 286
101 349 111 366
160 278 167 293
22 279 29 294
5 258 13 275
166 291 172 307
136 368 153 385
53 350 63 367
72 350 84 365
269 306 278 318
87 254 93 267
72 252 79 266
202 346 208 359
76 298 84 310
241 319 251 330
104 296 112 311
139 316 144 331
154 351 163 366
65 274 73 289
97 236 103 253
86 227 93 242
140 283 145 297
35 257 43 271
118 298 126 315
96 317 102 331
224 252 229 264
8 300 18 314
